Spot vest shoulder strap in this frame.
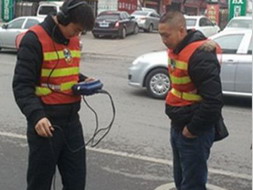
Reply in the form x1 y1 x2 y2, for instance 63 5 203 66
168 40 208 62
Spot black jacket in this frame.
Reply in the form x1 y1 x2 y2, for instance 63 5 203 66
12 15 86 126
165 30 223 135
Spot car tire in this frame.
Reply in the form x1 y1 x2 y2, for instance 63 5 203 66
93 34 99 38
120 27 126 39
133 24 139 34
145 68 170 99
147 24 153 33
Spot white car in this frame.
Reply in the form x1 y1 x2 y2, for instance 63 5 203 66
185 15 220 37
223 16 252 31
128 30 252 99
37 1 63 18
0 16 44 50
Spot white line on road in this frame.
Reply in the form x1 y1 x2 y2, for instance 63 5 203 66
0 131 251 181
154 183 227 190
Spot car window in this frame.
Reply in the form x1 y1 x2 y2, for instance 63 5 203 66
186 18 196 27
199 18 207 26
226 19 252 29
125 12 130 18
98 14 120 20
214 34 244 54
24 19 40 29
205 18 214 26
120 13 127 19
38 6 57 15
132 11 149 16
150 13 156 17
7 18 25 29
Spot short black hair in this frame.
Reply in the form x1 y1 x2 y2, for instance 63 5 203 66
159 10 186 29
63 0 95 31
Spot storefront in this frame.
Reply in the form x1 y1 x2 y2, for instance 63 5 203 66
183 0 206 15
143 0 162 13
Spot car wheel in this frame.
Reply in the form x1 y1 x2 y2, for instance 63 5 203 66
133 24 139 34
148 24 153 33
120 27 126 39
145 68 170 99
93 34 99 38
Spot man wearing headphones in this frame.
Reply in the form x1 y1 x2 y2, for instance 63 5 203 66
12 0 94 189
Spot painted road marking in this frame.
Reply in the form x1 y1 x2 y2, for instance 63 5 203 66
154 183 227 190
0 131 251 181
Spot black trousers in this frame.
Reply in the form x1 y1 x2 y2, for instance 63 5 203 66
26 116 86 190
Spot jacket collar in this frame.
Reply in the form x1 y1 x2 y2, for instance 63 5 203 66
41 15 70 45
173 29 207 54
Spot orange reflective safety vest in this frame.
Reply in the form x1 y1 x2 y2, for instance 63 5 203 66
29 25 81 104
166 40 220 107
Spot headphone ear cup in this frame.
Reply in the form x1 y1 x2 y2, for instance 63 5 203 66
57 8 70 26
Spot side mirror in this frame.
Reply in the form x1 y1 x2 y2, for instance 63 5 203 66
2 24 8 29
129 16 135 20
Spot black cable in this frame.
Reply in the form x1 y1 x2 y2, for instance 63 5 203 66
47 24 75 97
48 138 57 190
84 90 115 147
52 125 86 153
48 89 115 190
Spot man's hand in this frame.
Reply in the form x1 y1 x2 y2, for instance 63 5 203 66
35 117 54 137
182 126 197 138
198 40 216 52
84 77 95 82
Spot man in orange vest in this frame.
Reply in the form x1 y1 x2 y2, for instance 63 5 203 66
159 11 223 190
12 0 94 189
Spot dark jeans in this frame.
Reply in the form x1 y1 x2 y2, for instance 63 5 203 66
170 126 215 190
26 116 86 190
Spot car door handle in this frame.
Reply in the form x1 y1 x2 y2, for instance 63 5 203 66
226 59 237 64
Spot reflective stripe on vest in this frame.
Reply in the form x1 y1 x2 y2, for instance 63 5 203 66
170 75 191 84
171 88 202 101
35 81 78 96
174 60 188 70
41 67 79 77
166 40 209 106
29 25 81 104
44 50 80 61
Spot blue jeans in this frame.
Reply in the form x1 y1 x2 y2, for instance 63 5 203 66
170 127 215 190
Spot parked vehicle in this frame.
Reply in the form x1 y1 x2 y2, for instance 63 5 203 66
223 16 252 31
37 1 63 18
92 11 139 39
0 16 44 50
128 30 252 99
185 15 220 37
131 10 160 32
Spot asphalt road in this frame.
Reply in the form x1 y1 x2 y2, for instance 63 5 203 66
0 32 251 190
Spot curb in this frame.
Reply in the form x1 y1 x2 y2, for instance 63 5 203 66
81 52 136 61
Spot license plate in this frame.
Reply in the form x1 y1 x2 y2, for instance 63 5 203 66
99 22 109 27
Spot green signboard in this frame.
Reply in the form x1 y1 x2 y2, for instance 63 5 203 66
229 0 247 20
2 0 14 22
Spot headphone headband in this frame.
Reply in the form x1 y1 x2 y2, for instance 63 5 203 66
66 1 86 12
57 0 87 26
